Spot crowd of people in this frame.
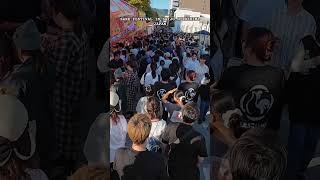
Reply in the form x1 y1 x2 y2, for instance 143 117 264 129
108 0 320 180
0 0 109 179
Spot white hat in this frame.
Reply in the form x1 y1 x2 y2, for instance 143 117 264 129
0 95 36 166
0 95 28 141
164 52 171 57
110 91 119 107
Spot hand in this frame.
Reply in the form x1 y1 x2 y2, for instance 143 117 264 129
168 88 177 94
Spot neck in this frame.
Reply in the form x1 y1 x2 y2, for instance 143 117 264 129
151 118 160 122
132 143 146 152
245 55 266 66
288 3 302 15
60 19 74 31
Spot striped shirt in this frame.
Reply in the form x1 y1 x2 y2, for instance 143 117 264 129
267 7 316 72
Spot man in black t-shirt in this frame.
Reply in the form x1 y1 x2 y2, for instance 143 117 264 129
114 114 168 180
160 103 207 180
154 68 177 101
215 28 285 134
109 51 124 70
178 70 199 103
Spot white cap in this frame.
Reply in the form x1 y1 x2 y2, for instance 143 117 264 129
164 52 171 57
110 91 119 107
0 95 28 141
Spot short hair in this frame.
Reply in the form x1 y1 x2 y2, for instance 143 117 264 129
113 51 120 57
192 52 197 57
127 114 152 145
186 70 196 81
68 165 109 180
182 102 200 124
161 68 171 81
228 128 287 180
245 27 276 61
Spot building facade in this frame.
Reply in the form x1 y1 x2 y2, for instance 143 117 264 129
179 0 210 14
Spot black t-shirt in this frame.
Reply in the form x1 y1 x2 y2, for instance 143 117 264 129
108 59 124 69
198 84 210 101
160 122 207 180
0 0 41 22
154 81 177 101
114 147 169 180
178 81 199 103
216 64 285 131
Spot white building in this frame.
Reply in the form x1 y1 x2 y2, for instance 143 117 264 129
172 8 210 34
169 0 180 11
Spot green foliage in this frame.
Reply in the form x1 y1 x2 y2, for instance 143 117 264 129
125 0 159 18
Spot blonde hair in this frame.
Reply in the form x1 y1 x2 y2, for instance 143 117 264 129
128 113 151 145
68 165 109 180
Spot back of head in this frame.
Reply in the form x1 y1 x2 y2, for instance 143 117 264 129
161 68 171 81
186 70 196 81
68 165 109 180
128 114 152 145
182 102 200 124
228 128 287 180
146 96 162 120
245 27 276 62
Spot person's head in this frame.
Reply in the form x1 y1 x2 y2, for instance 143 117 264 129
68 165 109 180
113 51 121 60
126 60 137 71
210 90 243 137
127 114 152 145
0 95 36 179
174 90 187 105
146 96 162 120
121 49 127 56
172 57 179 65
144 85 154 96
192 52 198 60
13 20 48 73
200 54 208 64
161 68 171 82
182 102 200 124
186 70 197 82
51 0 81 29
110 91 121 124
186 52 192 58
227 128 287 180
243 27 276 63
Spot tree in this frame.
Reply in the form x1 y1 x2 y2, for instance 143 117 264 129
125 0 158 18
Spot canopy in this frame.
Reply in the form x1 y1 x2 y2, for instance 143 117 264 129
110 0 138 41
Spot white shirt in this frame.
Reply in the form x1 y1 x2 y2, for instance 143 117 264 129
163 59 172 69
131 48 139 57
196 64 209 83
185 59 200 71
110 115 127 162
144 72 160 86
149 120 167 140
267 7 316 71
239 0 285 28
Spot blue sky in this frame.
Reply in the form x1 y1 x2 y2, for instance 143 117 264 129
151 0 169 9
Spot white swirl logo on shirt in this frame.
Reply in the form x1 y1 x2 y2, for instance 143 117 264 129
157 89 167 100
185 88 196 101
240 85 274 122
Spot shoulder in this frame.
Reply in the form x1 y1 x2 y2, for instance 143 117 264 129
25 169 49 180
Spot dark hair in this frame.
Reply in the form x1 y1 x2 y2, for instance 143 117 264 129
121 50 127 55
150 61 157 79
187 70 196 81
200 54 208 61
186 53 192 58
52 0 83 37
228 128 287 180
127 60 137 70
245 27 276 61
161 68 171 81
146 96 162 119
182 102 199 124
174 90 187 105
192 52 197 57
113 51 120 57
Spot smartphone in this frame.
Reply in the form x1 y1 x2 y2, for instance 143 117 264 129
301 35 320 59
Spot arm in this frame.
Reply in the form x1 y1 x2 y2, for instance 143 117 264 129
161 88 177 103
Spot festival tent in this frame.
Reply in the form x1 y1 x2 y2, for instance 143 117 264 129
110 0 138 42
